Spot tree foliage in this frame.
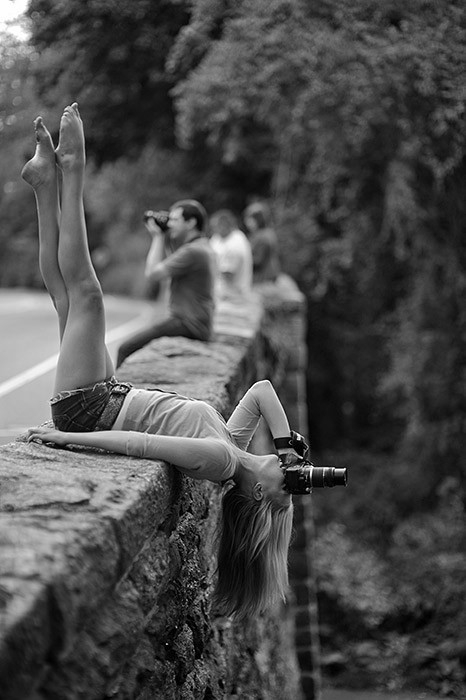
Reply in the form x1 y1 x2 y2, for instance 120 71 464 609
172 0 466 489
26 0 191 162
0 32 45 287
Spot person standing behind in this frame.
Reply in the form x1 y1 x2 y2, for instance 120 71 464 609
243 202 281 284
210 209 253 300
117 200 215 367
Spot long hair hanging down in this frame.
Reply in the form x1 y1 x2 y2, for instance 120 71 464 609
213 485 294 620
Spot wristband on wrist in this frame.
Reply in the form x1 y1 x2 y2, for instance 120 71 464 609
273 436 293 451
274 431 310 459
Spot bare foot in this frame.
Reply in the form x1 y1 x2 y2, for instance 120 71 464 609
55 102 85 171
21 117 57 189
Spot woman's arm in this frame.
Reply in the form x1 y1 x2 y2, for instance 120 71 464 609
248 380 291 437
227 380 298 455
28 426 132 452
27 426 234 477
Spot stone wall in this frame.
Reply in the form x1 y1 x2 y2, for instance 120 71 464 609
0 277 316 700
256 279 322 700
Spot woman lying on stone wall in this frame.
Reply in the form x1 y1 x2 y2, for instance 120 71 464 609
23 103 303 621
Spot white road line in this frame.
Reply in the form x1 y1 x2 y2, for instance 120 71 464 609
0 354 59 398
0 313 152 399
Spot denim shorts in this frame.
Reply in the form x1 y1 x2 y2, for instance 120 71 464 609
50 377 118 432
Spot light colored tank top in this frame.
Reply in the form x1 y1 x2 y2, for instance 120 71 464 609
112 388 237 482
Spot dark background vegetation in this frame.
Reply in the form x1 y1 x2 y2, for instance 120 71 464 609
1 0 465 696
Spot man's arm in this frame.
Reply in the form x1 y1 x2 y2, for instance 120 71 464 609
147 239 204 284
145 232 170 282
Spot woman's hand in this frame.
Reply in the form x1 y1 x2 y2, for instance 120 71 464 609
27 426 70 447
278 449 302 466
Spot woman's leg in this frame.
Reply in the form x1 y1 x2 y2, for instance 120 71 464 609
52 103 114 393
22 107 114 394
21 118 69 340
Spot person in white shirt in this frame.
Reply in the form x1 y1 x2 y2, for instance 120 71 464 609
210 209 253 300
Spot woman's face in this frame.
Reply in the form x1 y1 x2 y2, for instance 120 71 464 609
245 215 258 233
259 454 291 506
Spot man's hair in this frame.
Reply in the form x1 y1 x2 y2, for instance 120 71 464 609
172 199 208 233
213 485 294 620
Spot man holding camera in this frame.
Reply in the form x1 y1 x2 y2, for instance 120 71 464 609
116 200 215 367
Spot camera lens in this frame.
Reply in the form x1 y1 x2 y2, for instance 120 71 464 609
282 461 348 494
311 466 347 488
333 468 347 486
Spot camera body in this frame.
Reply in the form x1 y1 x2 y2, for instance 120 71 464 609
280 455 347 494
143 210 170 233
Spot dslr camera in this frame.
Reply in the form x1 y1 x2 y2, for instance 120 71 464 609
275 431 347 494
280 455 347 494
143 210 170 233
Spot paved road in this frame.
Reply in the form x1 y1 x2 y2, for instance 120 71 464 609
0 288 158 445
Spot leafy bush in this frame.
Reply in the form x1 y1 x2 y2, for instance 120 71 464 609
313 451 466 696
